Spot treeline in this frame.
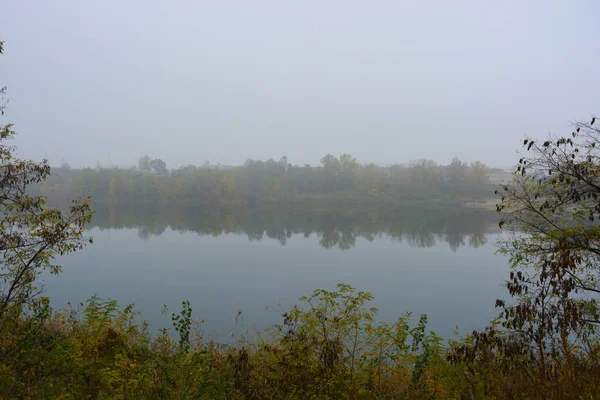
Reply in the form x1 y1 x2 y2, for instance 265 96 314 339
38 154 497 207
92 206 498 251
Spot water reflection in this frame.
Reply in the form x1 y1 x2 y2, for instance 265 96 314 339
93 206 499 251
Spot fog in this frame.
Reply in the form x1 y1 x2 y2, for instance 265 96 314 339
0 1 598 168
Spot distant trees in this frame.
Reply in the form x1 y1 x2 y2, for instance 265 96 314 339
277 156 289 171
409 159 439 185
339 153 359 175
36 153 494 208
321 154 341 175
138 155 168 175
470 161 489 185
138 155 152 171
150 158 167 175
446 156 466 183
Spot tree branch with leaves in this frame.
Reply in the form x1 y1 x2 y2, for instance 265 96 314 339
0 40 93 327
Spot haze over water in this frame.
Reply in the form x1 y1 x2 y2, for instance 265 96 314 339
43 208 508 340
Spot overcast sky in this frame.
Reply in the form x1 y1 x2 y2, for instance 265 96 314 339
0 1 598 168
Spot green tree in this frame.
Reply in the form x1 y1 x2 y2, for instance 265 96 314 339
409 159 438 186
446 156 466 182
278 156 289 171
150 158 167 175
137 155 152 171
497 116 600 353
320 154 341 175
0 40 93 322
469 160 489 184
339 153 359 175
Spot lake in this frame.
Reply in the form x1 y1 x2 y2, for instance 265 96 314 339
43 206 510 341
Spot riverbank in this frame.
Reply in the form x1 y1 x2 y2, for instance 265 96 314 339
3 284 598 399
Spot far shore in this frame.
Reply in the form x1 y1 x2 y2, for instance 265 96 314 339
464 198 499 210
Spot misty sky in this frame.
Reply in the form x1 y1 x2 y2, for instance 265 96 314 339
0 1 598 169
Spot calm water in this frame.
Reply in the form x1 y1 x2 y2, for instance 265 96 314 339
43 206 509 340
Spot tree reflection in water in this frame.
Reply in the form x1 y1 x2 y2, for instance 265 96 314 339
90 206 499 252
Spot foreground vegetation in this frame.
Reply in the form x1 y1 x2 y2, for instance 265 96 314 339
3 284 600 399
2 39 600 398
